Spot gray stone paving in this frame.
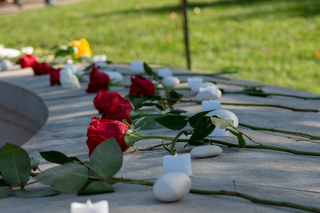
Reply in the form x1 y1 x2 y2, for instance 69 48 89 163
0 64 320 212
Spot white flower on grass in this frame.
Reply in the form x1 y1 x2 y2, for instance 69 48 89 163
194 87 222 101
191 82 218 93
130 60 144 73
60 67 81 89
21 46 34 55
162 76 180 88
0 59 13 71
102 71 123 83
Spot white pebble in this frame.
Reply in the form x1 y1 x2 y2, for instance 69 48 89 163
194 87 222 101
153 172 191 202
191 145 222 158
206 109 239 127
162 76 180 88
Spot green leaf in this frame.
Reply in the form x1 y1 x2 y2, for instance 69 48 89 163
34 162 88 193
126 95 145 110
78 181 114 195
168 109 188 115
155 115 188 130
167 90 183 106
190 117 216 141
135 115 163 130
0 179 11 199
209 117 246 148
141 102 165 111
40 151 74 165
124 134 144 146
143 62 156 79
243 86 268 97
88 138 122 179
0 143 31 186
186 139 210 147
30 158 40 171
16 189 58 198
188 110 214 128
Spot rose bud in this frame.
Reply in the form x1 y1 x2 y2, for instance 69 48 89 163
86 117 130 156
86 66 110 93
129 74 155 96
18 54 38 68
32 62 52 75
49 68 61 86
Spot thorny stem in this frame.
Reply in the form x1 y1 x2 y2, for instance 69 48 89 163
239 123 320 140
159 98 320 112
105 177 320 213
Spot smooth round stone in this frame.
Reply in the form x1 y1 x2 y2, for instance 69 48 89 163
162 76 180 88
194 87 221 101
153 172 191 202
190 145 222 158
206 109 239 127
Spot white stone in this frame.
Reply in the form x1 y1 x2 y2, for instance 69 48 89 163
206 109 239 127
194 87 222 101
190 145 222 158
153 172 191 202
162 76 180 88
157 68 172 78
130 60 144 73
102 71 124 83
0 59 13 71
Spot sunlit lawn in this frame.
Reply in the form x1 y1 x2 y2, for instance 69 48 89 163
1 0 320 93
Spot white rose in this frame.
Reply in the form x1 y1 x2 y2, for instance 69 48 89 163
191 82 217 93
194 87 222 101
102 71 123 83
162 76 180 88
60 68 81 89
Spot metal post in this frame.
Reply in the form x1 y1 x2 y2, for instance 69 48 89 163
181 0 191 70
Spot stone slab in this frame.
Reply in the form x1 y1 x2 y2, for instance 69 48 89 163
0 64 320 213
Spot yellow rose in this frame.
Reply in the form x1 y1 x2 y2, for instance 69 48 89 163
70 38 92 58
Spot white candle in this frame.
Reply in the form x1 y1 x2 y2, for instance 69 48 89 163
130 60 144 73
71 200 109 213
163 153 192 176
202 100 230 137
157 68 172 78
187 77 203 88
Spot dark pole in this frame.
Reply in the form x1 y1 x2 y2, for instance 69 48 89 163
181 0 191 70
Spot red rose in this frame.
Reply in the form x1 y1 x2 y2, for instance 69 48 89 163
49 68 61 86
18 54 38 68
93 89 132 122
32 62 52 75
86 117 129 156
86 66 110 93
129 74 155 96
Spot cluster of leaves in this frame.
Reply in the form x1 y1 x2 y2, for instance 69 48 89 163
0 139 122 199
130 110 246 148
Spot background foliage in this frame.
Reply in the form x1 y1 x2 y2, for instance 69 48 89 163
1 0 320 93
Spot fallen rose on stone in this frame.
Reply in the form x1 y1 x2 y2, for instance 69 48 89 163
129 74 155 96
93 89 132 123
32 62 52 76
86 117 130 156
18 54 38 68
49 68 61 86
86 66 110 93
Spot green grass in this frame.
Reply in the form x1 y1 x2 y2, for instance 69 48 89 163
1 0 320 93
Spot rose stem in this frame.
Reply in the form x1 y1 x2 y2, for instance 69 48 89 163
132 134 320 156
107 177 320 212
158 98 320 112
239 123 320 140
